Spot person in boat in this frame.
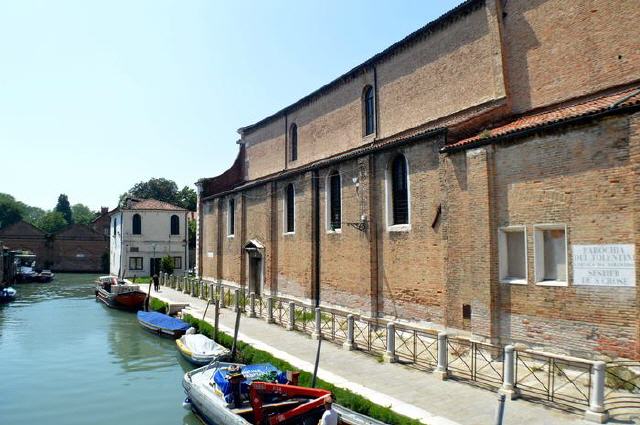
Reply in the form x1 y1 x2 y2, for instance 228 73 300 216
319 395 338 425
153 274 159 292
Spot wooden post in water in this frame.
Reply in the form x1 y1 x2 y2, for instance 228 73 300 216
145 279 153 311
213 299 220 341
311 337 322 388
230 306 242 362
201 299 211 322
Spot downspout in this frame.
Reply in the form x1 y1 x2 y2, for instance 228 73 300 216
313 169 321 307
119 211 125 279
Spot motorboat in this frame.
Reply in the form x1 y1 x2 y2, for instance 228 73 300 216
95 276 147 311
13 253 54 283
0 287 16 303
182 362 331 425
176 328 230 366
137 310 190 338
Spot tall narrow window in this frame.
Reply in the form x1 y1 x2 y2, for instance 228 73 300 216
363 86 375 136
391 154 409 225
113 218 116 236
132 214 141 235
227 198 235 236
285 184 295 233
290 124 298 161
328 171 341 230
170 214 180 235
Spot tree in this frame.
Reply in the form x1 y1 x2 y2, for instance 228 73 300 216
36 211 68 233
188 219 196 248
120 178 179 207
72 203 95 225
0 198 24 229
177 186 197 211
160 255 174 275
55 194 74 224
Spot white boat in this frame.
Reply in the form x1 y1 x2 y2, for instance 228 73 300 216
176 328 230 366
182 362 332 425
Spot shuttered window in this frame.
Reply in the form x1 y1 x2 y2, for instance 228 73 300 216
329 171 341 230
285 184 295 233
391 155 409 225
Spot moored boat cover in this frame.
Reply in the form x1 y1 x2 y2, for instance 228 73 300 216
137 311 190 331
181 334 230 356
213 363 287 403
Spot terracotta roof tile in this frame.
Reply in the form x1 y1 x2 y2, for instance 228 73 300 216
446 86 640 151
126 199 186 211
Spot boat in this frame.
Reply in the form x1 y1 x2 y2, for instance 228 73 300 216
176 328 230 366
183 362 332 425
0 287 17 303
13 253 54 283
95 276 147 311
137 310 190 338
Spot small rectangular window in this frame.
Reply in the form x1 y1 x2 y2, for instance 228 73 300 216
129 257 143 270
534 224 567 285
130 247 139 253
499 226 527 284
172 256 182 269
228 198 235 236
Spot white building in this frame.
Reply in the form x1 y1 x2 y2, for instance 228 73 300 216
109 198 189 278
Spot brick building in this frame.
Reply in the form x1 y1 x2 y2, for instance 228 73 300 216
196 0 640 359
0 220 109 273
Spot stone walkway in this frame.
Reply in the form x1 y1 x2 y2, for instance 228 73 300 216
142 285 595 425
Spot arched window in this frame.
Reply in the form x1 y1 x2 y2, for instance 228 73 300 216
328 171 341 230
170 215 180 235
285 184 295 233
290 124 298 161
132 214 142 235
363 85 375 136
390 154 409 225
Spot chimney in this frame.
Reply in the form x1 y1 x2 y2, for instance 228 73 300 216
101 207 108 214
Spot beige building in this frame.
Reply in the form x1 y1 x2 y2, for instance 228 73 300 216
196 0 640 359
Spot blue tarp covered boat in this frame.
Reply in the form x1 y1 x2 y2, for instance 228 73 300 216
137 311 190 338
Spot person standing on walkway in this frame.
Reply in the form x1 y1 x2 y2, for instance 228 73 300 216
153 274 159 292
319 395 338 425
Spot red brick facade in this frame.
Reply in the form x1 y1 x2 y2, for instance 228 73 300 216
197 0 640 359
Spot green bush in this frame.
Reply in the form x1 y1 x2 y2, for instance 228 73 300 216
150 298 168 313
161 256 174 275
182 314 422 425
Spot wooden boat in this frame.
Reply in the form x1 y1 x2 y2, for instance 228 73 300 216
137 311 190 338
182 362 331 425
0 287 16 303
95 276 147 311
176 328 230 366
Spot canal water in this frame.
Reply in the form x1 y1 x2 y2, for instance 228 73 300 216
0 274 200 425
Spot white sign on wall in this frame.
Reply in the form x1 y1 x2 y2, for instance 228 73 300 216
573 244 635 287
207 252 214 258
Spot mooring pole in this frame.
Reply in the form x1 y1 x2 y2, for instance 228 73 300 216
311 337 322 388
213 298 220 341
230 307 241 361
201 299 211 322
145 279 153 311
494 393 506 425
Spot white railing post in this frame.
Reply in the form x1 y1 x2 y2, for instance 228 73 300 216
209 284 215 302
342 314 355 351
287 302 295 331
249 293 257 318
585 361 609 423
312 307 322 340
219 286 226 308
499 345 519 399
435 332 449 380
234 289 240 312
383 322 398 363
266 297 275 323
190 278 195 297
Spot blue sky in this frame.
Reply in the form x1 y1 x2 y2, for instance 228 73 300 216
0 0 461 211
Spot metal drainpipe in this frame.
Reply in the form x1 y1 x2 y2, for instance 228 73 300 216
313 169 320 307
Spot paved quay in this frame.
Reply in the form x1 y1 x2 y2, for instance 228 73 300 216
141 285 594 425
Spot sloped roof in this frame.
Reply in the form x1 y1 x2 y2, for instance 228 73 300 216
0 220 45 237
444 86 640 152
122 198 187 212
54 223 104 241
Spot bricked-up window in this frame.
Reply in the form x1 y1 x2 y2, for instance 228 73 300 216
391 154 409 225
290 124 298 162
132 214 141 235
170 214 179 235
363 85 375 136
285 183 295 233
129 257 143 270
172 256 182 269
534 224 567 285
328 171 341 230
227 198 235 236
499 226 527 284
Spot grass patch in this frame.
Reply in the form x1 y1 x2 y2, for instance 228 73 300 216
149 298 169 313
182 314 423 425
